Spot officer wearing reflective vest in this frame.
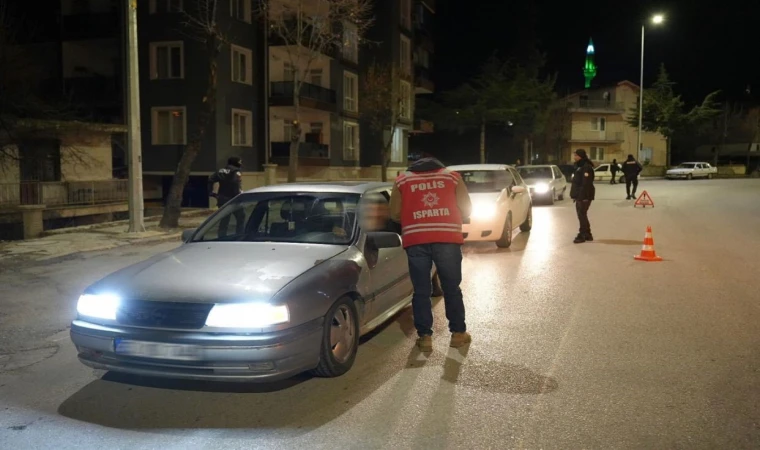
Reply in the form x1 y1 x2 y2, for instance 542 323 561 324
389 156 472 352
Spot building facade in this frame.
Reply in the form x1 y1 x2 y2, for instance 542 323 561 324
557 81 667 166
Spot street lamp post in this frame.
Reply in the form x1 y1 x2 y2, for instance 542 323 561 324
637 14 664 162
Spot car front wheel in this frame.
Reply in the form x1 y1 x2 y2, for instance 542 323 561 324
311 297 359 378
496 213 513 248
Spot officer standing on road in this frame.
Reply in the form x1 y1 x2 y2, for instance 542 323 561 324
389 156 472 352
208 157 245 237
610 159 619 185
570 149 596 244
621 154 643 200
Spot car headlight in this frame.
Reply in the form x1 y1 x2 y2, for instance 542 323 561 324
205 303 290 328
533 183 550 194
77 293 121 321
471 203 496 219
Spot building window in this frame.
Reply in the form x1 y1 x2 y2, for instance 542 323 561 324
283 121 296 142
391 127 405 163
150 0 183 13
149 41 184 79
309 69 323 86
589 146 604 161
639 147 653 163
400 0 411 29
231 109 253 146
591 117 606 131
231 44 253 85
152 107 186 145
343 121 359 161
342 22 358 63
400 35 411 74
416 48 430 68
283 63 296 82
343 71 358 113
230 0 251 23
399 80 412 119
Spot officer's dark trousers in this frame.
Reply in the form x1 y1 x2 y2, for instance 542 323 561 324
406 243 466 337
576 200 592 235
626 177 639 198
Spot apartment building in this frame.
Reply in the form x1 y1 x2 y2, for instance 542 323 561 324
557 81 667 166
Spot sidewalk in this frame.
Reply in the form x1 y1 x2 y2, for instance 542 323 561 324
0 210 213 264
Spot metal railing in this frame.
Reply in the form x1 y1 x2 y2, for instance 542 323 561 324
566 99 626 111
270 142 329 159
0 180 129 207
270 81 337 104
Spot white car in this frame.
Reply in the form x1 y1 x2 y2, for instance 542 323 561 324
516 164 568 205
593 163 625 183
447 164 532 248
666 162 717 180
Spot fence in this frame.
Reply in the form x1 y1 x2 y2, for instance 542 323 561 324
0 180 129 208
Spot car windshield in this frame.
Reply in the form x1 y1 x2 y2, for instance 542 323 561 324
455 170 513 193
191 192 360 245
518 167 553 180
678 163 696 168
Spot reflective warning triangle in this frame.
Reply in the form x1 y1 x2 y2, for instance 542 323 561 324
634 190 654 208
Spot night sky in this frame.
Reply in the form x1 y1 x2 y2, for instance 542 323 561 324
436 0 760 104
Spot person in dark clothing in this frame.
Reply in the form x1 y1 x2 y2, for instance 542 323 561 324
208 157 245 237
610 159 619 185
621 154 643 200
569 149 596 244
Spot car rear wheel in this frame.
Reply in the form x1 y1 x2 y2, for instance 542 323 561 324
311 297 359 378
496 213 513 248
432 271 443 297
520 207 532 232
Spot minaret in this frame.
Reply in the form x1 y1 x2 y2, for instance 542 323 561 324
583 38 597 89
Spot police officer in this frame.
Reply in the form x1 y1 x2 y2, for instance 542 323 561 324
570 149 596 244
389 156 472 352
208 156 243 207
621 154 643 200
208 157 245 237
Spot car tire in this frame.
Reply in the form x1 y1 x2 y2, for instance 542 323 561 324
311 296 360 378
432 271 443 297
548 190 555 205
687 174 693 180
558 188 565 201
519 207 532 232
707 173 713 180
496 212 513 248
619 175 626 183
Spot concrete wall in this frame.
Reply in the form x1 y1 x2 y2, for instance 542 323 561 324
59 132 113 181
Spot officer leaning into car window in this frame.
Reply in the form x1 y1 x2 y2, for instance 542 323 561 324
208 157 245 237
389 155 472 353
570 149 596 244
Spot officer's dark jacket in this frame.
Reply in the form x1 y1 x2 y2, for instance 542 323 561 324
208 165 242 199
570 159 596 201
621 159 643 179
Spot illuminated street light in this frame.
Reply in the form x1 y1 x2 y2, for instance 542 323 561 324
637 13 666 164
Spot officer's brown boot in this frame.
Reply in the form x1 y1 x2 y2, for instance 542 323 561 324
450 332 472 348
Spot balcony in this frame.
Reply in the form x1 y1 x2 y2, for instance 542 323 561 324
412 119 434 134
61 12 120 41
414 67 434 94
270 142 330 160
566 98 626 114
64 76 122 107
270 81 337 112
0 180 128 208
569 131 625 143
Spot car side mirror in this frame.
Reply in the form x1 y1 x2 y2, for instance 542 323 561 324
367 231 401 249
511 186 526 194
181 229 196 243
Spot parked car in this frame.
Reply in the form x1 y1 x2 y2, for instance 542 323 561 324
666 162 717 180
447 164 532 248
516 164 568 205
593 163 625 183
70 181 443 382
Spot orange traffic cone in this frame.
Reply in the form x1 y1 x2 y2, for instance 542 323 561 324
634 226 663 262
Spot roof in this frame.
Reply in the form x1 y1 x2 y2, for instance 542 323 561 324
447 164 512 171
244 181 392 195
562 80 641 101
516 164 556 169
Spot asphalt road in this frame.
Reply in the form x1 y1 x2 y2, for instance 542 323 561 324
1 179 759 449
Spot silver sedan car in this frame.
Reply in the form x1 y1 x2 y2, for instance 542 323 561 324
70 182 430 382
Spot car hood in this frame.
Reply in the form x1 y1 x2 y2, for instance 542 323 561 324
469 191 504 204
87 242 349 303
523 179 552 187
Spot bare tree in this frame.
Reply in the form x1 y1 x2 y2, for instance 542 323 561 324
257 0 373 182
159 0 227 228
360 61 404 181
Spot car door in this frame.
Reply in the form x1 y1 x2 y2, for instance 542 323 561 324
594 164 610 181
508 167 530 224
362 189 412 318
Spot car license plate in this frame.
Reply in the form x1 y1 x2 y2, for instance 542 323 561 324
114 339 201 361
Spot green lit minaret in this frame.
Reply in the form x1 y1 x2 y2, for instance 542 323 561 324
583 38 597 89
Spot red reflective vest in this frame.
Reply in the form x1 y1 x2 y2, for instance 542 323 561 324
395 169 464 248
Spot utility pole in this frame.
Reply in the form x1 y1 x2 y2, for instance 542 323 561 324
126 0 145 232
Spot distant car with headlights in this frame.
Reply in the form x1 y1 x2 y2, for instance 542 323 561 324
516 164 568 205
666 162 717 180
447 164 532 248
70 181 439 382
